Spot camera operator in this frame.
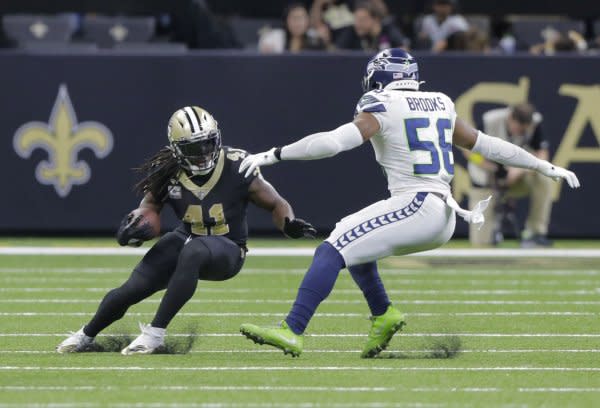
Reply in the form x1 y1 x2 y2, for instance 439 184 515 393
468 103 554 247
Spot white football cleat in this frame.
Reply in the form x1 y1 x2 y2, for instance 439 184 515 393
56 327 94 353
121 323 165 355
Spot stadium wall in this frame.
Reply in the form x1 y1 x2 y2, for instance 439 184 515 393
1 52 598 237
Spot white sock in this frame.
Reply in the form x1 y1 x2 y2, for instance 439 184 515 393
147 326 166 337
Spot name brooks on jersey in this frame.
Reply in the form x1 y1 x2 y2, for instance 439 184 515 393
405 96 446 112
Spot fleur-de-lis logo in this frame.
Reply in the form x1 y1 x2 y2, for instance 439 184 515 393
13 84 114 197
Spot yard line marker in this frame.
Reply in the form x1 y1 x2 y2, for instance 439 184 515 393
2 333 600 338
1 366 600 372
1 247 600 257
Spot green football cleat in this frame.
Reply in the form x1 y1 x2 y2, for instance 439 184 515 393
240 321 303 357
361 305 406 358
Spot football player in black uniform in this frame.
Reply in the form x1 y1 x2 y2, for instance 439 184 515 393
57 106 315 354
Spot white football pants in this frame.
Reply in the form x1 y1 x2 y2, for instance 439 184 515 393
326 192 456 266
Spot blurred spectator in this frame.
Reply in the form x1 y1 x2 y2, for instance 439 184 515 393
310 0 355 42
418 0 469 52
171 0 239 48
446 27 489 52
468 103 554 248
529 28 587 55
335 1 407 52
258 3 326 53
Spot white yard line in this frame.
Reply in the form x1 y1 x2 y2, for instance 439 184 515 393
2 298 600 305
1 287 598 295
0 403 442 408
2 349 600 354
1 333 600 338
0 385 598 393
0 403 445 408
1 246 600 257
2 277 598 287
1 366 600 372
0 311 597 317
0 385 392 392
1 267 599 277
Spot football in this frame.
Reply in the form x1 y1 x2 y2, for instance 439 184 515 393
130 207 161 238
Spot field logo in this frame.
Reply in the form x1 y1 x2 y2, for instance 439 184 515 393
13 84 114 197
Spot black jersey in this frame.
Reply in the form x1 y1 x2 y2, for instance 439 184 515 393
164 147 258 247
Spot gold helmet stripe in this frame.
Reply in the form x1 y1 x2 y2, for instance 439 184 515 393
183 106 200 134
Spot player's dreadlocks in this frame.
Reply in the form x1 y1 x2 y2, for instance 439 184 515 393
134 146 180 201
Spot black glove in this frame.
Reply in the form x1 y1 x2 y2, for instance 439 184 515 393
283 217 317 239
116 212 155 247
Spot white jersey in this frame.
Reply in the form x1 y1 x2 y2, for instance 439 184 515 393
355 89 456 197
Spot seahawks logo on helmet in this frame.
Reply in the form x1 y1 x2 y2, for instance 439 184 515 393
362 48 420 92
168 106 222 175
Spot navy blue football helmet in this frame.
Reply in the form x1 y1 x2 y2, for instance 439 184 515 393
362 48 420 92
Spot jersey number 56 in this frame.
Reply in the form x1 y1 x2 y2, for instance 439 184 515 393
404 117 454 176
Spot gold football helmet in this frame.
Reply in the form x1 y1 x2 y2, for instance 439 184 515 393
167 106 221 175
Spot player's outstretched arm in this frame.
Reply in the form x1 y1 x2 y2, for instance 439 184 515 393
248 176 316 239
453 118 580 188
239 112 380 178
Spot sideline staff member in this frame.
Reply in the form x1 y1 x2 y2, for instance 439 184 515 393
468 103 553 247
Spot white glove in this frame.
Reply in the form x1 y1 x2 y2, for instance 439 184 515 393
536 160 581 188
239 148 280 178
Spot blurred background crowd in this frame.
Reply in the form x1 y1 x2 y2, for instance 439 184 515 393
0 0 599 55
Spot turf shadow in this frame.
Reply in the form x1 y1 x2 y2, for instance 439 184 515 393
86 325 198 355
376 335 462 359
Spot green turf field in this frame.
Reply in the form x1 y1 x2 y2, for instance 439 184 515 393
1 245 599 408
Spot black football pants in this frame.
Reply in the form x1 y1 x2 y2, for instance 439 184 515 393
84 230 245 336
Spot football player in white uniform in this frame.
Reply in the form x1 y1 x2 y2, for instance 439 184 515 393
238 49 580 358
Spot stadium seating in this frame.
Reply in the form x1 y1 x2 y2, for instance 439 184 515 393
19 41 98 53
112 42 188 54
2 14 78 45
507 15 585 49
82 16 156 48
229 17 282 49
